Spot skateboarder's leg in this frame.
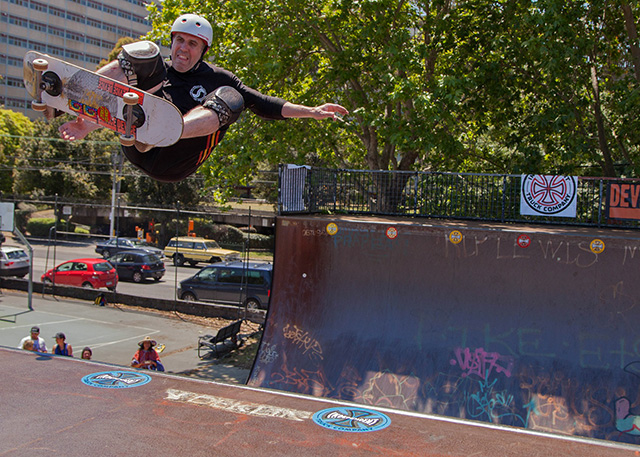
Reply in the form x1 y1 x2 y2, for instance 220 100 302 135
117 41 166 91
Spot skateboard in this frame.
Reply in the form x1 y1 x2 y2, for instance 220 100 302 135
23 51 183 147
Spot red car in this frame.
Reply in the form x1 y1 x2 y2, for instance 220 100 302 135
41 258 118 290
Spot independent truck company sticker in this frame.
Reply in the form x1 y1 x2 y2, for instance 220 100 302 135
313 407 391 432
520 175 578 217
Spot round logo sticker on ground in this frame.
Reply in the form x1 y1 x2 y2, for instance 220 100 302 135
313 407 391 432
590 239 605 254
326 222 338 236
517 234 531 248
386 227 398 239
82 371 152 389
449 230 463 244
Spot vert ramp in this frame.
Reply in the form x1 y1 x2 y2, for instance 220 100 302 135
249 215 640 445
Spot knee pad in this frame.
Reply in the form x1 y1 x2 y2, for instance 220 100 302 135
118 41 166 91
202 86 245 128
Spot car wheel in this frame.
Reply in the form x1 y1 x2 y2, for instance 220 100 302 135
173 254 185 267
132 271 143 283
43 278 52 285
182 292 196 302
101 250 110 258
245 298 260 311
82 282 94 289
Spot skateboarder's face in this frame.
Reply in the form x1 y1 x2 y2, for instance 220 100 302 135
171 32 207 73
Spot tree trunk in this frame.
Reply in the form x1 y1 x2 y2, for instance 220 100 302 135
622 2 640 82
590 65 616 177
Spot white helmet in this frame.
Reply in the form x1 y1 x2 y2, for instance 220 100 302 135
171 14 213 47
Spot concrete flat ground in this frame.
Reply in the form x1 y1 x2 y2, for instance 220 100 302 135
0 290 251 383
1 347 636 457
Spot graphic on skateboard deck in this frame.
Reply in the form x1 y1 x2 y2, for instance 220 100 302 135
23 51 183 147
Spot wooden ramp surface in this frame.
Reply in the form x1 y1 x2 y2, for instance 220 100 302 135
0 347 635 457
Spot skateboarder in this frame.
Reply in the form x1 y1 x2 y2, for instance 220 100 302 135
58 13 349 182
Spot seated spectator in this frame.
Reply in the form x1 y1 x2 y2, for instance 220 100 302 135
51 332 73 357
18 326 47 353
22 340 34 351
131 336 164 371
94 293 107 307
81 347 92 360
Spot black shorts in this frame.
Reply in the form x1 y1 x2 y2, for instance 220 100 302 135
122 130 224 182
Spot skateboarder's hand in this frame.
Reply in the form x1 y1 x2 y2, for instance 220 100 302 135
281 102 349 121
310 103 349 121
59 116 101 141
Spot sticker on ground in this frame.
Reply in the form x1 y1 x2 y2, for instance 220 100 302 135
313 407 391 432
82 371 152 389
165 388 312 422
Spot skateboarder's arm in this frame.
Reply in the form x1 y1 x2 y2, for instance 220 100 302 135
179 100 349 139
181 106 221 139
281 102 349 120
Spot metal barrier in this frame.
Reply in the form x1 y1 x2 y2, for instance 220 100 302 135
278 165 640 229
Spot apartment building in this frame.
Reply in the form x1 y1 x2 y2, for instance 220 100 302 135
1 0 157 120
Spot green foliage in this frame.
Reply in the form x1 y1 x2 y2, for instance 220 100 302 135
26 217 67 237
145 0 640 182
4 0 640 213
12 117 117 200
0 109 33 193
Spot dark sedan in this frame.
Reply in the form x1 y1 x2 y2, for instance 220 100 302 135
107 250 165 283
96 237 163 259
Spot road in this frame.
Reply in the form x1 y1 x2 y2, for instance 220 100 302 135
12 238 219 302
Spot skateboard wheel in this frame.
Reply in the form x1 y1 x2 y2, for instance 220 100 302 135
33 59 49 72
119 134 136 147
123 92 139 105
32 101 47 111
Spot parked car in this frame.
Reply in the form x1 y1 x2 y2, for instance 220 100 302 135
0 246 30 278
107 250 165 283
178 261 272 310
41 258 117 290
95 237 163 259
164 236 240 267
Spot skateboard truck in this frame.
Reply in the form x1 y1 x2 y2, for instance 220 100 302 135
120 92 139 147
31 58 49 112
30 58 63 113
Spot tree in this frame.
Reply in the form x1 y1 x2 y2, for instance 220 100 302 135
144 0 640 184
0 108 33 194
12 117 116 200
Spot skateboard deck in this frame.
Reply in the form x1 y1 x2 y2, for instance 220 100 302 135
23 51 183 147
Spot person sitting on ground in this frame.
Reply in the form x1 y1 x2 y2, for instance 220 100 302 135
81 347 92 360
131 336 164 371
18 326 47 353
94 293 107 307
51 332 73 357
58 13 348 183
